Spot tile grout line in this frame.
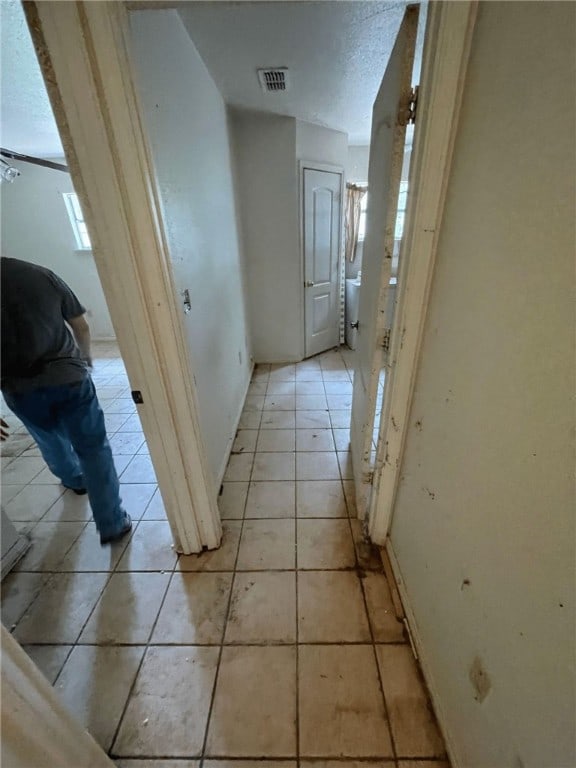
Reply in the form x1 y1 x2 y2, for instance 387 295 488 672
199 368 264 764
107 503 179 758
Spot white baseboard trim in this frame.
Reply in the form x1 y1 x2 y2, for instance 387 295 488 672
214 362 255 493
384 538 462 768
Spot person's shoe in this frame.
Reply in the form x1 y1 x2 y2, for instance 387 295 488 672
66 486 88 496
100 514 132 546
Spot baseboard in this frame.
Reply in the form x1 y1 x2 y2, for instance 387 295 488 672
214 362 255 492
383 539 462 768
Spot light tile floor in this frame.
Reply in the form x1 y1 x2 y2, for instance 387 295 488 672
1 342 448 767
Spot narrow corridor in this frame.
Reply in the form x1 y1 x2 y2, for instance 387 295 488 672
1 344 447 765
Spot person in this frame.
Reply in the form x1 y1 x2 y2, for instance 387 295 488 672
1 257 131 545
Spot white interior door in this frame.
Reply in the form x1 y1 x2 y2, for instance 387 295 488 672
350 6 419 517
303 166 342 358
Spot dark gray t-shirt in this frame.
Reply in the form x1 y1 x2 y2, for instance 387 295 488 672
1 257 88 393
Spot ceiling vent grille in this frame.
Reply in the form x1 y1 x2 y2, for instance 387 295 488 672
257 68 289 93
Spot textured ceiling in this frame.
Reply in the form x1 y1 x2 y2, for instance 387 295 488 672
0 0 64 158
0 0 424 157
177 1 423 145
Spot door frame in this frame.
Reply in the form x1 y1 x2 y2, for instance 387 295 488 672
24 1 221 554
368 1 479 543
299 160 344 360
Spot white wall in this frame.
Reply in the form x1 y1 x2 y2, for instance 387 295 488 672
0 163 115 339
389 4 575 767
230 109 300 362
296 119 348 169
129 10 252 485
347 144 370 182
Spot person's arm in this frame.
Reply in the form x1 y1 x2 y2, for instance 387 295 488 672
68 314 92 369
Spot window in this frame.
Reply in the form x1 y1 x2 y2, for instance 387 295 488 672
357 181 409 242
358 191 369 241
63 192 92 249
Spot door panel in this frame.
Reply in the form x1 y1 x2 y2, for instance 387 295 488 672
350 6 418 517
303 168 342 358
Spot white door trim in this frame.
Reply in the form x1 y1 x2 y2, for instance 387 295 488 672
369 1 479 543
299 160 344 360
25 1 221 554
1 626 115 767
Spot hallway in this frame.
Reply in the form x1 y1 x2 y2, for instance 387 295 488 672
1 345 447 765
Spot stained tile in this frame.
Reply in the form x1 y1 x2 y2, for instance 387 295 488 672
299 645 393 757
114 646 219 757
298 519 356 569
207 763 295 768
14 572 108 644
238 410 262 430
117 762 199 768
256 429 295 452
23 644 72 684
296 429 335 452
2 457 45 485
218 482 248 519
351 519 382 571
376 645 446 758
3 484 64 522
301 763 392 768
232 430 258 454
264 394 296 411
245 481 295 518
1 572 48 629
179 521 241 571
296 452 340 481
343 480 357 517
15 521 87 572
60 524 130 572
248 380 267 395
206 646 296 756
57 645 144 751
297 481 347 518
237 519 295 570
244 395 265 412
224 453 254 481
252 452 295 481
261 411 296 429
120 455 157 484
117 521 177 572
298 571 371 642
225 571 296 643
337 451 354 480
296 410 331 429
152 571 232 644
80 572 170 644
363 573 405 643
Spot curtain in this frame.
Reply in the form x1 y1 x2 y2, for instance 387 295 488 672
344 183 367 262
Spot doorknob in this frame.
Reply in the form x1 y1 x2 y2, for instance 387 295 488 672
305 281 314 288
349 321 359 330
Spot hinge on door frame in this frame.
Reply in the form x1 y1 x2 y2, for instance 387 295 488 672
382 328 391 352
408 85 419 124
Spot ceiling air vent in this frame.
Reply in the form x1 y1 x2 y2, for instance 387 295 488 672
257 68 290 93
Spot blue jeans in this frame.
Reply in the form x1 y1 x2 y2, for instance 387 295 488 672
4 376 127 540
